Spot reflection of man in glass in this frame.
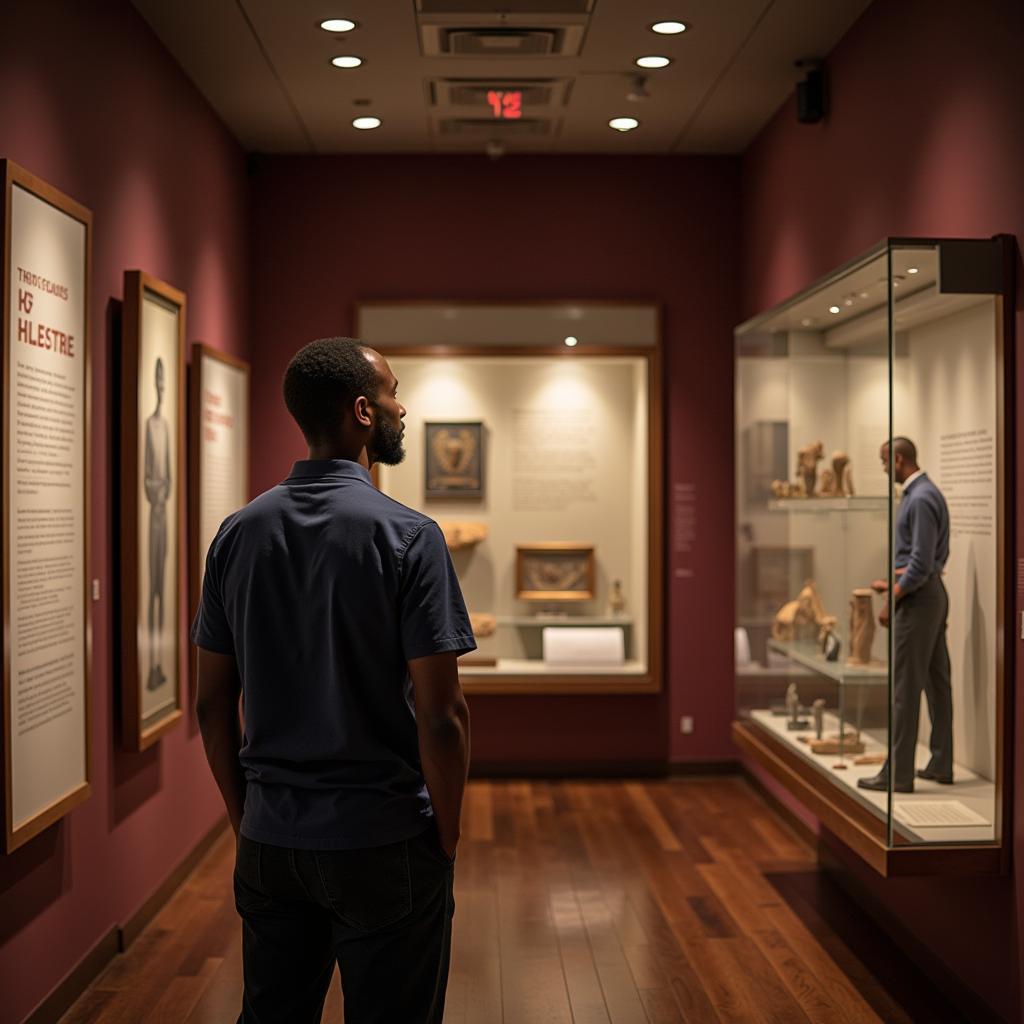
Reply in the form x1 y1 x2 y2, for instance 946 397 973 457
859 437 952 794
145 357 171 691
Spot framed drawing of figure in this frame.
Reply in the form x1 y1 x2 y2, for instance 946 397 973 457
2 161 93 851
121 271 186 751
516 543 596 601
424 421 484 498
188 343 250 692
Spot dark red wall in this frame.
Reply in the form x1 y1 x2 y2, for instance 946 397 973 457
248 154 741 770
0 3 249 1021
742 0 1024 1018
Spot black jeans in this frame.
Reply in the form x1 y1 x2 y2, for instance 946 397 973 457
233 825 455 1023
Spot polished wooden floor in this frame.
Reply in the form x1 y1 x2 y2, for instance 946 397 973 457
61 778 966 1023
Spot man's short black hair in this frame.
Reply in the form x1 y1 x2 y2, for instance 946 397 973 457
283 337 380 444
890 436 918 465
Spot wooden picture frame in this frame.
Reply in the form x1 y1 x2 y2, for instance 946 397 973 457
188 343 250 691
120 271 186 751
424 420 484 498
516 543 596 602
2 160 92 851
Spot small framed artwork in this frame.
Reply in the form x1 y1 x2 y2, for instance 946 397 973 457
424 421 484 498
2 161 92 851
516 543 596 602
120 271 186 751
188 344 250 692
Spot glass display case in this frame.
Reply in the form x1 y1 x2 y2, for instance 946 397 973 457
733 237 1013 874
358 302 663 695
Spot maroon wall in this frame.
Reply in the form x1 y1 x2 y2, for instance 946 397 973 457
0 2 249 1021
248 154 741 771
742 0 1024 1018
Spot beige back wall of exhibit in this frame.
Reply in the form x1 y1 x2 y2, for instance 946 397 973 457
2 161 91 851
897 301 999 780
360 301 662 694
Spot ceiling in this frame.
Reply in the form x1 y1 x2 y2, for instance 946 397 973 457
131 0 873 155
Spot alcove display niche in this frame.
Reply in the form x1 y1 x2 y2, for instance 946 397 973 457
733 237 1014 875
357 302 663 695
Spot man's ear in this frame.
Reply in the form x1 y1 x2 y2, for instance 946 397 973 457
353 395 373 428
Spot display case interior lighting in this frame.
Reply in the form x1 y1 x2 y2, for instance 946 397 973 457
320 18 356 32
564 335 579 347
608 116 640 132
331 55 363 68
635 55 672 69
650 21 688 34
352 116 381 130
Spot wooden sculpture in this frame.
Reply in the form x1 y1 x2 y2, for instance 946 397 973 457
439 521 488 551
796 441 825 497
772 581 834 644
608 579 626 616
469 612 497 638
847 588 875 665
817 451 855 497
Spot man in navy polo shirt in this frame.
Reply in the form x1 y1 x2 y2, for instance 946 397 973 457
859 436 952 795
192 337 475 1023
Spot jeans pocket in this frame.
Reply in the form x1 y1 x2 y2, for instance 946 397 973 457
421 822 456 869
314 841 413 932
234 836 273 914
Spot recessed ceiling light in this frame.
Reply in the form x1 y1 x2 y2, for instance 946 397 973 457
650 21 688 34
320 18 356 32
331 55 363 68
608 116 640 132
352 116 381 130
859 291 870 298
635 55 672 69
907 266 919 274
844 298 854 306
564 336 579 347
800 317 814 327
828 305 841 314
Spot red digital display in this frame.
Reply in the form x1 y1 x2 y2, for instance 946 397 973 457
486 90 523 120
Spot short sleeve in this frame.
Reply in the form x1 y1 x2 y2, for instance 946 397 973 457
399 522 477 661
190 537 235 655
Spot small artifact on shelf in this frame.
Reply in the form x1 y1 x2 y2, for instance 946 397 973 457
785 682 810 731
771 479 794 499
809 729 865 755
847 588 876 666
796 441 825 497
815 451 855 498
772 581 834 644
821 627 841 662
439 521 488 551
608 579 626 617
853 753 887 766
469 612 497 638
812 698 826 740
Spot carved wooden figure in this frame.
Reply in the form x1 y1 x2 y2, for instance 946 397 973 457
796 441 825 497
847 588 875 665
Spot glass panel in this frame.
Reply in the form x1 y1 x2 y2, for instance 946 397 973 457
735 250 892 812
888 242 1000 846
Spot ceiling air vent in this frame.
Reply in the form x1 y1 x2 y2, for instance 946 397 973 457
418 5 591 57
418 1 593 13
438 118 553 136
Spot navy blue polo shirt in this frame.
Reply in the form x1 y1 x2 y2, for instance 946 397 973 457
190 459 476 850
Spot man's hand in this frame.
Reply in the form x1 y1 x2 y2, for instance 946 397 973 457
409 652 470 860
196 648 245 835
871 579 889 593
878 600 891 628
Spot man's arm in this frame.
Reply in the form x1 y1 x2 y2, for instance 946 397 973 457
195 648 246 835
409 651 470 858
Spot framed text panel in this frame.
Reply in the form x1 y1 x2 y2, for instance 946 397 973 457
121 271 186 751
188 343 250 690
2 160 92 852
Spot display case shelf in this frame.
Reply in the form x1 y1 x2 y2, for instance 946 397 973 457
497 615 634 627
767 639 888 685
767 497 889 513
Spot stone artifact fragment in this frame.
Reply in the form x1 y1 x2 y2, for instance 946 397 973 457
771 479 794 498
847 588 876 666
853 753 887 766
810 729 865 755
812 698 826 740
796 441 825 497
439 521 488 550
469 612 497 638
785 682 809 731
821 627 841 662
815 467 836 496
772 581 834 644
814 451 855 498
608 579 626 616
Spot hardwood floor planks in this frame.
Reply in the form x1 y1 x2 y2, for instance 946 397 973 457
60 778 959 1024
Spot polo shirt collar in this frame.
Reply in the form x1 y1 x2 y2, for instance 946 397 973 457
287 459 372 483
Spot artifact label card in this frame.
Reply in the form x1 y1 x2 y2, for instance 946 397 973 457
7 183 87 830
